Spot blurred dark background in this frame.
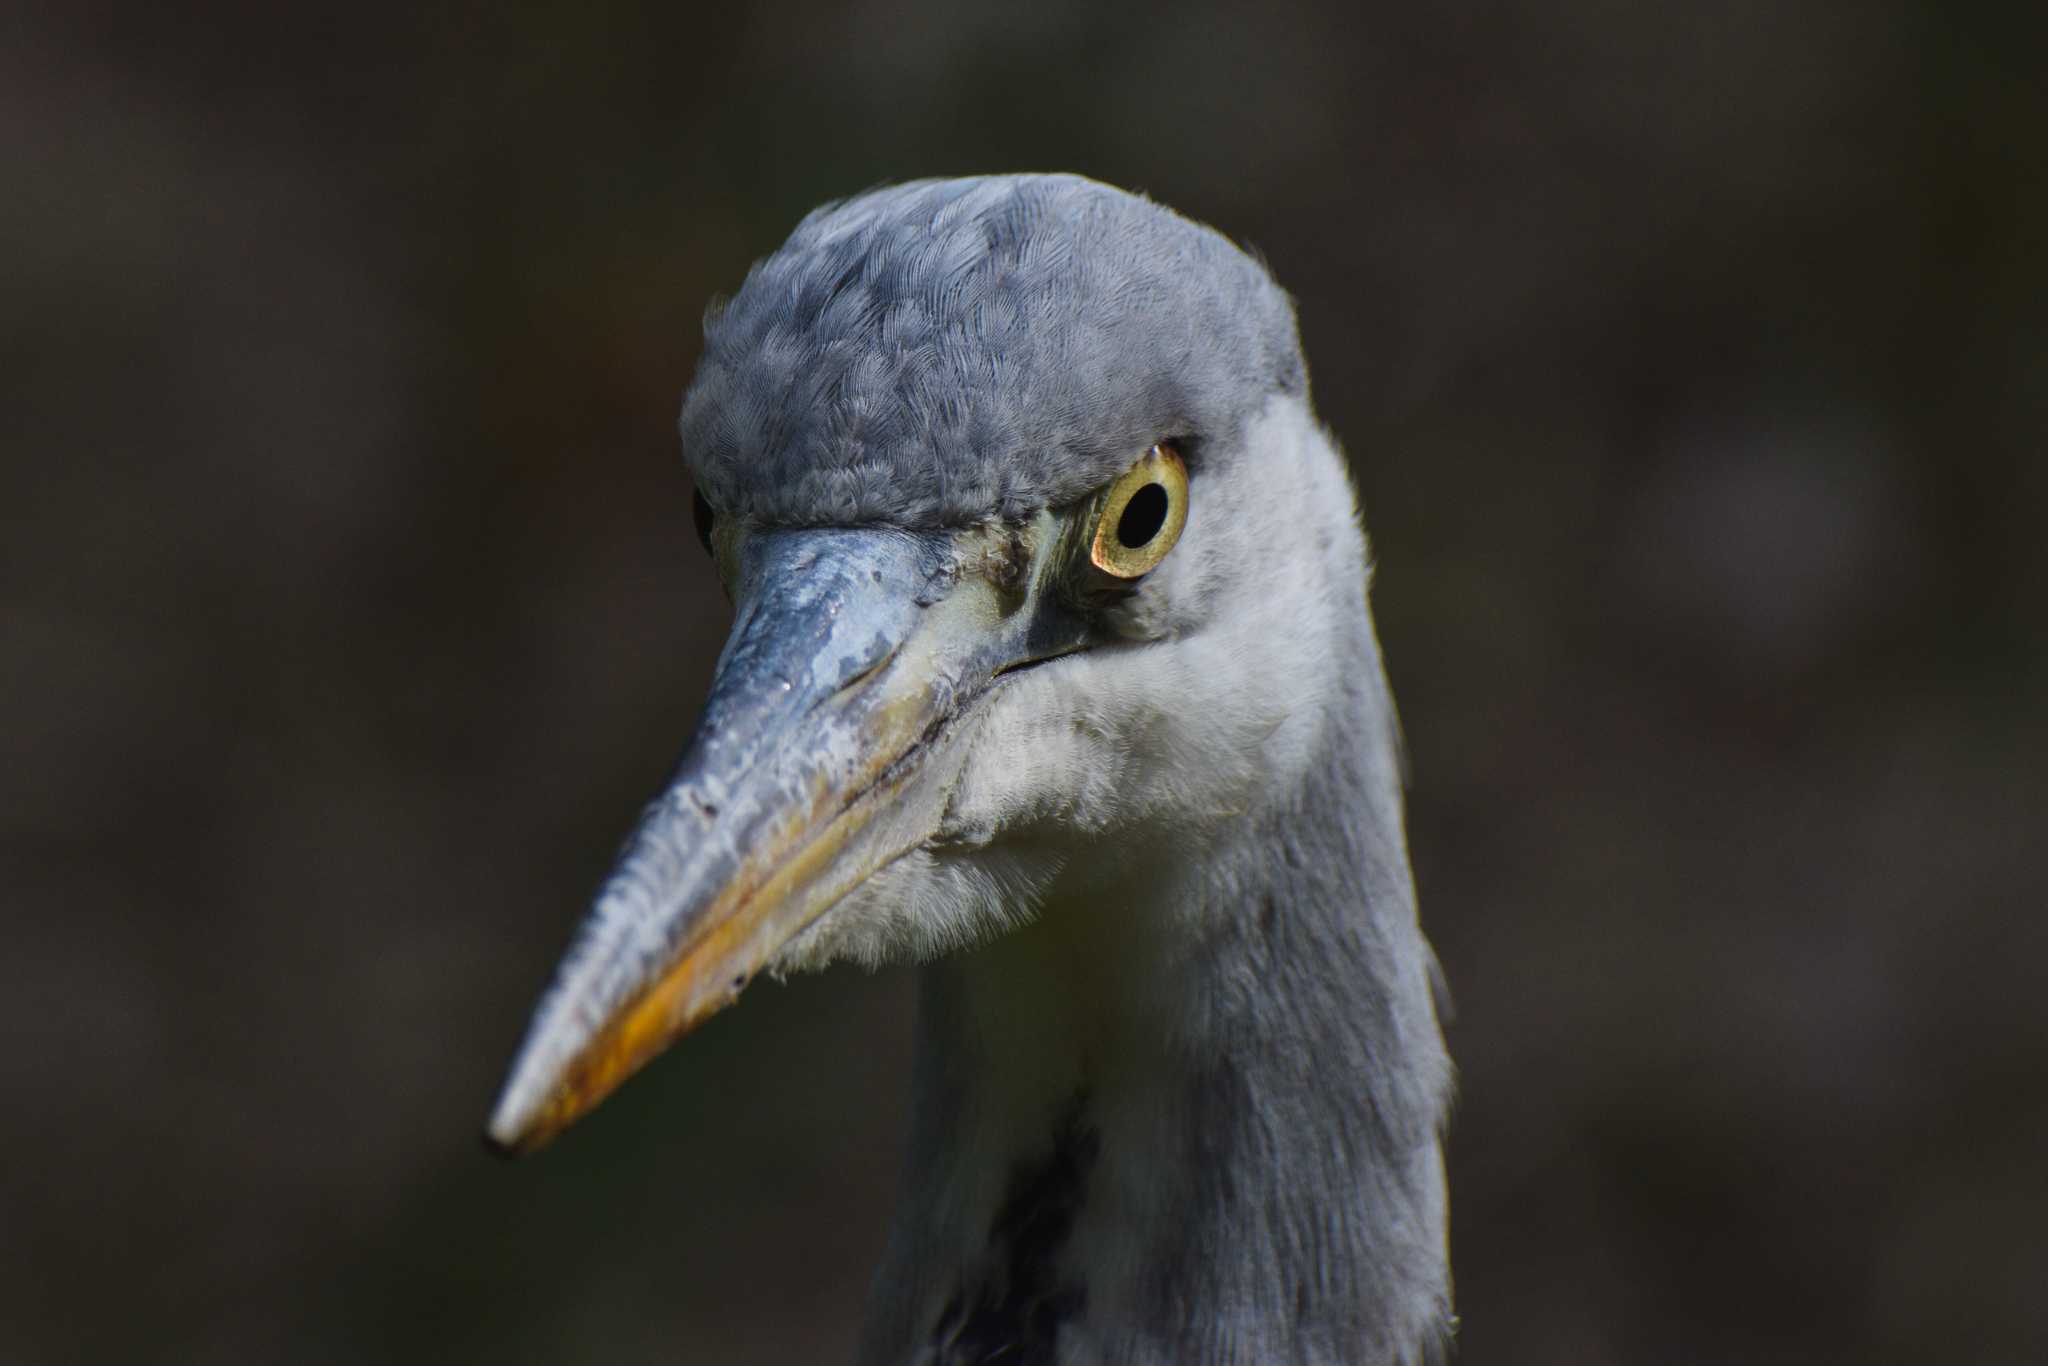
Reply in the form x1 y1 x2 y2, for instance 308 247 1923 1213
5 2 2043 1362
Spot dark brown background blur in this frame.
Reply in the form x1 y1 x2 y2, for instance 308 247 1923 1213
5 2 2043 1363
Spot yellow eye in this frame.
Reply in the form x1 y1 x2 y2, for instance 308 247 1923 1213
1089 443 1189 579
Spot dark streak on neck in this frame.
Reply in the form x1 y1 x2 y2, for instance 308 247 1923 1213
930 1090 1099 1364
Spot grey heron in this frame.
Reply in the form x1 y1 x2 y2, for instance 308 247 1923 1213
486 174 1453 1365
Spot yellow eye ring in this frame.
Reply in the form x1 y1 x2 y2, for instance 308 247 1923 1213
1089 443 1189 579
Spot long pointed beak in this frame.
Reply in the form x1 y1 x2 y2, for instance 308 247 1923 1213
485 525 1069 1153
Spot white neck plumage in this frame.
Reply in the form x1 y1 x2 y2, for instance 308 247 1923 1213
856 450 1453 1365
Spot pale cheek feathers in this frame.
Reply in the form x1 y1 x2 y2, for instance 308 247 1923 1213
773 845 1056 973
939 399 1361 847
781 394 1369 973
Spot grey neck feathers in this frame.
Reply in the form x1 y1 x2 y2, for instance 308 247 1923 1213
857 611 1453 1366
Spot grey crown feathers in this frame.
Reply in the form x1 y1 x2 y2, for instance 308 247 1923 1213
681 174 1306 527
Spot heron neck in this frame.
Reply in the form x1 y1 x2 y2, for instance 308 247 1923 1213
860 633 1452 1365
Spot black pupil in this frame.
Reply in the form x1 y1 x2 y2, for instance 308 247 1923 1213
1116 483 1169 548
692 489 716 555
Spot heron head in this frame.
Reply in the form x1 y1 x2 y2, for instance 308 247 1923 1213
486 175 1361 1152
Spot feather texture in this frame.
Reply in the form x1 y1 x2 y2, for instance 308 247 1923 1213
682 175 1305 528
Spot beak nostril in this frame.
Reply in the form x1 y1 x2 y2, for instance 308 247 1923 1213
832 643 900 698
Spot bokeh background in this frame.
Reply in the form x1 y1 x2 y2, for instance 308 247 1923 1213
6 2 2043 1362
